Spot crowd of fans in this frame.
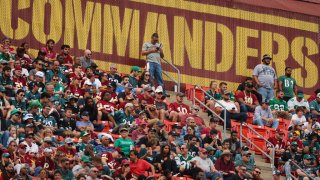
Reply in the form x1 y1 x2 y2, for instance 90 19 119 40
0 34 319 180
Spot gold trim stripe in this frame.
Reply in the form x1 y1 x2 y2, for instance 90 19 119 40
130 0 319 33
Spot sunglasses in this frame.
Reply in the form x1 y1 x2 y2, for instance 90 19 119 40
38 63 43 65
20 94 25 97
124 164 130 167
145 74 150 76
52 79 59 81
67 143 73 146
194 109 200 111
255 170 261 174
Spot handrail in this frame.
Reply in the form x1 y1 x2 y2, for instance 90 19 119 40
161 58 180 93
289 159 315 180
192 85 227 140
240 123 275 180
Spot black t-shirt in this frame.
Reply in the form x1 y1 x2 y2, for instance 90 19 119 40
202 136 222 149
154 154 178 173
155 100 168 110
60 118 77 131
280 151 302 163
138 80 153 88
107 74 122 84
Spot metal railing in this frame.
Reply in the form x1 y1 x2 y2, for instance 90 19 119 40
192 85 227 139
161 58 180 93
240 123 275 180
289 159 315 180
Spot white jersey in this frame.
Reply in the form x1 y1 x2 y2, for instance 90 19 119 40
287 97 309 111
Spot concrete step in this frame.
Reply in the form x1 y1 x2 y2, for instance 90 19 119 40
166 91 274 179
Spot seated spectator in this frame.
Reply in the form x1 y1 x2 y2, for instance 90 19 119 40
169 92 190 122
279 141 302 179
309 92 320 120
108 103 135 128
234 146 255 166
302 114 320 134
296 154 318 179
35 148 55 176
79 49 94 68
203 129 222 150
117 83 135 103
129 150 155 178
154 86 169 121
288 107 306 130
1 162 15 179
180 105 206 128
154 145 178 174
287 90 309 115
96 134 114 155
129 66 141 89
186 135 200 157
0 66 15 97
226 165 251 180
72 155 91 178
97 91 116 123
201 116 222 140
191 148 222 180
131 121 147 142
138 71 155 90
113 159 133 179
180 117 201 144
136 128 158 148
114 128 134 156
236 77 262 104
9 89 27 112
0 45 15 63
267 129 286 167
286 131 303 151
253 100 279 128
235 151 255 174
307 88 320 102
175 144 198 177
12 66 27 90
107 64 122 84
269 90 292 120
236 83 259 113
223 131 240 157
215 91 247 129
205 81 220 111
215 150 235 178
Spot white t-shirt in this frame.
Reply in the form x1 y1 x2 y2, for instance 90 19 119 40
192 156 214 172
289 114 306 128
215 100 237 111
22 142 39 153
287 97 310 111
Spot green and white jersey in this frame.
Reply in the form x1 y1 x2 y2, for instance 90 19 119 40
269 98 288 111
309 100 320 113
174 154 193 170
287 97 309 111
38 114 57 127
278 75 296 98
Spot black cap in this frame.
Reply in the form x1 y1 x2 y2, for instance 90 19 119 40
168 131 179 136
148 128 157 133
262 54 272 61
210 117 220 123
152 33 159 38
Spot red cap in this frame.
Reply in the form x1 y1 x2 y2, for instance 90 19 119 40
18 144 27 148
199 148 207 153
121 159 130 165
276 128 284 135
15 66 22 71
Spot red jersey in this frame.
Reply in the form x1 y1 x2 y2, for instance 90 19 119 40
236 91 258 105
57 146 77 159
69 72 84 82
129 159 152 176
96 100 117 113
267 136 286 150
36 156 55 171
180 114 205 127
101 152 121 171
99 91 118 103
68 85 84 96
138 95 155 105
13 76 27 89
169 102 190 114
61 53 73 64
201 127 222 139
44 48 56 59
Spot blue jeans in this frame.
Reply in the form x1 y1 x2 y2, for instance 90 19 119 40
1 131 10 148
148 62 164 88
258 87 274 102
253 118 279 128
240 103 255 113
221 111 248 128
203 171 222 180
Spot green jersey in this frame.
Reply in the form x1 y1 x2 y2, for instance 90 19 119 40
278 75 296 98
8 98 27 111
309 100 320 113
6 120 23 128
114 137 134 156
0 52 15 61
38 114 57 127
269 98 288 111
0 75 13 87
113 110 135 126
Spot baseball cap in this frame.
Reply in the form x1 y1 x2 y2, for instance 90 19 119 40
224 90 231 95
19 144 27 148
84 80 93 86
176 92 185 97
222 150 232 156
119 128 129 132
143 86 153 92
155 86 163 93
43 137 52 142
242 151 252 156
262 54 272 60
148 128 157 133
131 66 141 72
199 148 207 153
261 99 269 104
81 155 91 163
23 113 34 121
297 90 304 98
210 117 220 122
2 153 10 158
100 134 114 142
168 131 179 136
242 146 250 151
290 141 298 146
121 159 130 165
44 148 53 153
35 71 44 78
205 146 215 151
65 138 73 144
138 110 146 115
81 111 89 117
125 103 133 108
317 93 320 98
303 154 312 160
293 130 301 136
14 65 22 71
276 128 284 135
25 123 34 128
0 86 5 92
10 109 21 116
80 131 90 138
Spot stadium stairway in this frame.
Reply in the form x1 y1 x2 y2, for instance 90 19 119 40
166 91 277 179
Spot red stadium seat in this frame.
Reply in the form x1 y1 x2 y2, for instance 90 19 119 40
251 124 268 137
250 136 267 155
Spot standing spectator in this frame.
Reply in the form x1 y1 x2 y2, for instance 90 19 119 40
287 90 310 114
114 128 134 156
215 150 236 178
253 54 277 101
236 83 259 113
309 92 320 119
278 67 297 102
107 64 122 84
269 90 292 120
215 91 247 129
191 148 222 180
141 33 165 94
80 49 94 68
129 150 155 178
253 100 279 128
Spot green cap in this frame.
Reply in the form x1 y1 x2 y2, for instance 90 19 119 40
0 86 5 92
297 91 304 98
10 109 21 116
303 154 312 160
131 66 141 72
290 141 298 146
80 131 90 138
205 146 215 151
81 155 91 163
28 100 42 110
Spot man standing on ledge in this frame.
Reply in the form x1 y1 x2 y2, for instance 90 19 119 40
253 54 277 102
141 33 166 95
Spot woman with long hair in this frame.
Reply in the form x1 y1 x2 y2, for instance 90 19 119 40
154 145 178 174
138 71 154 90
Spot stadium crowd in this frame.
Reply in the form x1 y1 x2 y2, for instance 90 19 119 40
0 34 319 180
